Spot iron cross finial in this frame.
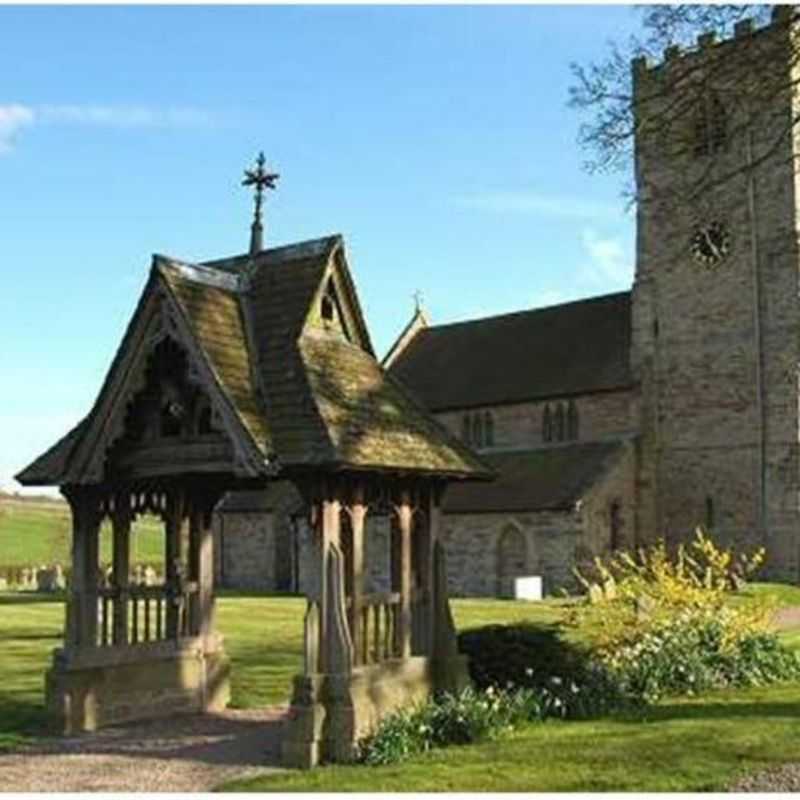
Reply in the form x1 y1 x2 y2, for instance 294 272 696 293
242 152 279 255
413 289 424 313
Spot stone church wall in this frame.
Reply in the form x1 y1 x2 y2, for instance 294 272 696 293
214 511 279 590
440 442 635 597
580 441 637 555
293 513 394 596
439 511 580 596
435 389 636 450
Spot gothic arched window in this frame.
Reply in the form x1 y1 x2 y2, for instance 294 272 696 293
567 400 579 441
554 403 565 442
694 92 727 157
472 413 484 448
543 405 552 442
484 412 494 447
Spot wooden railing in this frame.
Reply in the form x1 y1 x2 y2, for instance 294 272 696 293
350 591 401 666
97 582 198 647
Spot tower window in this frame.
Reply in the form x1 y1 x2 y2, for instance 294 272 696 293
694 93 727 158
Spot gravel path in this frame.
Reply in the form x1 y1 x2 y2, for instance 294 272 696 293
773 605 800 630
0 707 289 792
730 763 800 792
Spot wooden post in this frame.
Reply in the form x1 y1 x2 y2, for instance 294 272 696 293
64 488 100 649
349 486 367 666
165 489 185 639
191 502 216 641
421 485 440 657
111 495 131 646
318 486 343 672
398 490 413 660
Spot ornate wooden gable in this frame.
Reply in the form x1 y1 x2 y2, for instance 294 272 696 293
60 259 272 485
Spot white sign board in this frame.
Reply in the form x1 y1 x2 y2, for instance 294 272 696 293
514 575 543 601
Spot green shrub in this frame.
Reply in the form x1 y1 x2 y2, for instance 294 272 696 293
605 608 800 703
357 686 544 766
458 623 632 718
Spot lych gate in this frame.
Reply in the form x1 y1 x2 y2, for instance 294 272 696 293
17 159 490 767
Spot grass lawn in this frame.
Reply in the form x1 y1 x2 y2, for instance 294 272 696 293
223 683 800 792
2 586 800 790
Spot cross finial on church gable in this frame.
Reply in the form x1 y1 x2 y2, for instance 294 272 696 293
413 289 424 314
242 152 279 256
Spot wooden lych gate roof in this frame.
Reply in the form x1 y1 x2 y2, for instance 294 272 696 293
18 235 491 487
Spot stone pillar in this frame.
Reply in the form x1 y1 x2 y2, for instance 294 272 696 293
397 491 413 660
111 495 131 646
64 488 101 650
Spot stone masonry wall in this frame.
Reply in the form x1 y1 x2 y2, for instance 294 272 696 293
214 511 278 590
435 390 636 452
440 443 635 597
633 17 800 579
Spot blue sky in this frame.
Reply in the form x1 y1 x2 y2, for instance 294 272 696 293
0 4 642 492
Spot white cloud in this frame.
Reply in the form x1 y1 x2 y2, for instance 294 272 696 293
453 190 618 221
0 104 35 154
38 104 217 128
0 102 218 155
579 228 633 286
531 227 634 310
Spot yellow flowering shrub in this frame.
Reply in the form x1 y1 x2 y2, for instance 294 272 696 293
569 528 769 651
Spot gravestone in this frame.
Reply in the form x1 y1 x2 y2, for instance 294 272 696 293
36 566 64 592
20 567 33 590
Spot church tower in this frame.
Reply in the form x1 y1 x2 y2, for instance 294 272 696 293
632 7 800 578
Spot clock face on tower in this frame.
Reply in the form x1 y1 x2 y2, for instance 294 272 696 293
690 220 731 268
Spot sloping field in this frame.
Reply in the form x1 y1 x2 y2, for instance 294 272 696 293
0 494 164 567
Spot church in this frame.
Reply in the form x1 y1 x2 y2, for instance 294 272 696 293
216 8 800 597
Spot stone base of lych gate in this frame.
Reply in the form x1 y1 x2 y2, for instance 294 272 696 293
45 637 231 735
281 654 471 769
